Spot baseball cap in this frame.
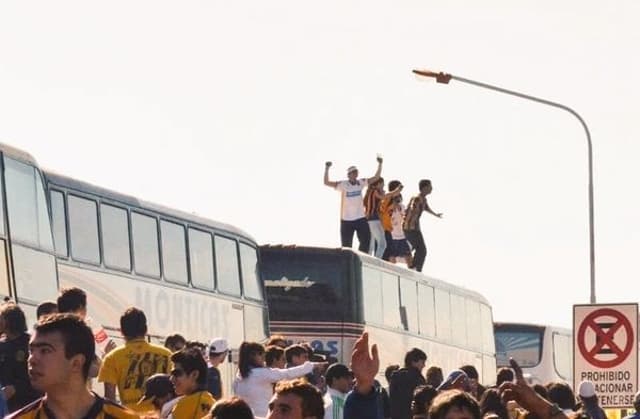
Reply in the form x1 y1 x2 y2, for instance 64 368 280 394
578 380 596 398
208 337 229 354
138 374 174 403
325 363 353 382
437 369 468 391
347 166 358 174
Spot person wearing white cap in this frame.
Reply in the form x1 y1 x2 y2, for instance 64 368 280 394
323 156 383 252
207 338 229 400
577 380 605 419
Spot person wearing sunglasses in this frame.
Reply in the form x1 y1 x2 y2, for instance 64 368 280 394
169 347 215 419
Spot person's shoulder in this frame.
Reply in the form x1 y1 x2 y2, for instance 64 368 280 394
5 397 44 419
148 342 172 355
101 397 140 419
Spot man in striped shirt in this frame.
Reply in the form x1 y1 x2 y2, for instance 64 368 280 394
323 364 353 419
402 179 443 272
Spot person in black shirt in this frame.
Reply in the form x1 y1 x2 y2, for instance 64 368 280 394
0 303 42 412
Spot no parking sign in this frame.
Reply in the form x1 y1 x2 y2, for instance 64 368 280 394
574 303 638 408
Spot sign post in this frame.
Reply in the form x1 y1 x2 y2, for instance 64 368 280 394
574 303 638 408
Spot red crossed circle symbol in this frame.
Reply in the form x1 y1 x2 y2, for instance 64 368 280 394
578 308 634 368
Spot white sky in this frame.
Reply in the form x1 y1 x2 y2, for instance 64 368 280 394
1 0 639 329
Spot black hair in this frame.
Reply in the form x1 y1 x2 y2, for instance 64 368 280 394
404 347 427 368
429 390 481 419
388 180 401 191
385 364 400 385
265 345 285 367
426 366 444 388
170 347 208 387
459 365 479 380
274 378 324 418
0 302 27 335
35 313 95 380
479 388 509 419
120 307 148 339
419 179 432 190
546 382 576 411
57 287 87 313
284 344 308 364
238 342 265 378
164 333 186 351
412 385 439 415
211 397 254 419
36 301 58 319
496 368 514 386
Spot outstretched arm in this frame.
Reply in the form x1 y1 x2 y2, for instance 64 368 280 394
382 184 403 199
424 199 443 218
366 156 383 184
324 161 338 188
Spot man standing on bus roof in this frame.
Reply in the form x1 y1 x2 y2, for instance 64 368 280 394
98 307 172 413
402 179 443 272
323 156 383 253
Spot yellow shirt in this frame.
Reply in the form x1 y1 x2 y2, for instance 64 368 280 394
7 394 139 419
98 338 172 412
171 391 215 419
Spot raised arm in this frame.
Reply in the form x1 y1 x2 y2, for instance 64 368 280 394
324 161 338 188
366 156 383 184
382 183 403 199
424 198 443 218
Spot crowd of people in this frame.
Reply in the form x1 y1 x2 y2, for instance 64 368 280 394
324 156 443 272
0 288 639 419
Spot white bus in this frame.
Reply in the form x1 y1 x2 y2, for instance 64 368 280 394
260 245 497 386
0 142 269 392
494 322 573 385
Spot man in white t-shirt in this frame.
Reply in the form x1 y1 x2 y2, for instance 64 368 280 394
324 157 382 252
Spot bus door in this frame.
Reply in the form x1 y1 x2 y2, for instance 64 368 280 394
0 154 58 319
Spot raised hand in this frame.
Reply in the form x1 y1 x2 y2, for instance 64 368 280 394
350 332 379 394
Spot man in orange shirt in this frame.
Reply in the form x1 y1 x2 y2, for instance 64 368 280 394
379 180 403 261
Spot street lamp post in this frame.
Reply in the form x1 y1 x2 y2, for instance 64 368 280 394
413 69 596 304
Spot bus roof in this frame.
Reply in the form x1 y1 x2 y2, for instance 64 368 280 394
261 244 492 306
0 142 39 166
494 321 572 333
44 170 257 243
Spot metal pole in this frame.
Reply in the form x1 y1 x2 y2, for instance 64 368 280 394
425 72 596 303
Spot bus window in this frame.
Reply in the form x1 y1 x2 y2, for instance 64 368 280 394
494 325 542 367
362 266 383 324
215 236 241 296
417 284 435 337
553 332 572 380
188 228 214 290
244 304 268 342
132 212 160 278
50 190 68 257
466 299 482 350
239 243 262 300
381 272 401 329
481 304 495 353
68 195 100 265
450 294 468 346
434 289 452 342
0 241 10 297
4 158 52 250
101 204 131 271
161 220 188 284
400 278 418 333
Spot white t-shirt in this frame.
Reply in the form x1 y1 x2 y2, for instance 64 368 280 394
335 179 368 221
391 204 406 239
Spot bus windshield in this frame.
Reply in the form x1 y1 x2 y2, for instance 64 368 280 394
494 324 544 368
260 246 354 323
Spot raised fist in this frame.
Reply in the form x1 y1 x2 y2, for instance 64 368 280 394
325 161 332 168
